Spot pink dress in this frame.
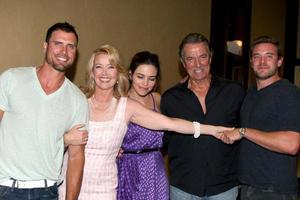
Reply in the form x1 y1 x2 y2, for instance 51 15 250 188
59 97 128 200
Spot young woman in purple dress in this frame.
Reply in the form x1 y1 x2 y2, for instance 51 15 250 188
117 51 168 200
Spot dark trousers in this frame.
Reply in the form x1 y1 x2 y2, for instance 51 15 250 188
240 185 298 200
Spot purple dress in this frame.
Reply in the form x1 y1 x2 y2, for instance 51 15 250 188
117 96 169 200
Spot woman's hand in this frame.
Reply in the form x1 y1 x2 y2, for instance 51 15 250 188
203 125 233 135
117 148 124 158
64 124 88 147
222 128 242 142
204 125 234 143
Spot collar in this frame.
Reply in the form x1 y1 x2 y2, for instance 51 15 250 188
179 74 222 90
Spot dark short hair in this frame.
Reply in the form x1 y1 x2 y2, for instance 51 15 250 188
129 51 160 78
179 33 212 58
45 22 78 44
250 35 282 57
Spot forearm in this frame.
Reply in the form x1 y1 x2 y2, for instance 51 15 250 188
243 128 300 155
166 118 193 134
200 124 225 135
66 146 85 200
130 102 227 137
169 118 226 137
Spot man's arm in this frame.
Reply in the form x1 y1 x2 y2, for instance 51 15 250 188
224 128 300 155
65 144 85 200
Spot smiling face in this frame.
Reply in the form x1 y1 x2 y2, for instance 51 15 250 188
92 53 118 91
181 42 212 82
130 64 158 97
251 43 283 80
44 30 77 72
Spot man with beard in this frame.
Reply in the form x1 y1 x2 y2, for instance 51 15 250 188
0 22 89 200
224 36 300 200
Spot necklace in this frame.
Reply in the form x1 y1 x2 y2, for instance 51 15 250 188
90 95 116 113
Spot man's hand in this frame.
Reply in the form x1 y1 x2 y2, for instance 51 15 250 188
221 128 242 143
205 125 234 144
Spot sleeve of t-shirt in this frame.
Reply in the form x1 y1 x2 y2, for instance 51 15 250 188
71 95 90 132
0 69 12 111
277 86 300 132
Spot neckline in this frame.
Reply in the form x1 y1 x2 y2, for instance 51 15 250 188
128 93 156 111
255 78 283 92
33 67 67 97
89 97 124 123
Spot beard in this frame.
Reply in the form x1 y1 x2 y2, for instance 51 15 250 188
52 63 72 72
253 65 278 80
45 54 74 72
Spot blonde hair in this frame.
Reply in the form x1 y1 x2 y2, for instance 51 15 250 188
83 44 129 98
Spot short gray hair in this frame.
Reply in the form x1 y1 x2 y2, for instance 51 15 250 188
179 33 212 58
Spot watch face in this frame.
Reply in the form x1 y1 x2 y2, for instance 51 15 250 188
239 128 246 137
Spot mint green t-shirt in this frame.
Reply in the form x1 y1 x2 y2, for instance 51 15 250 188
0 67 89 181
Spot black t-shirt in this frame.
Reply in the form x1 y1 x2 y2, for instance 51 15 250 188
161 75 245 197
239 79 300 194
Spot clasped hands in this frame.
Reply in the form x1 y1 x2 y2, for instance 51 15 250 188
214 127 243 144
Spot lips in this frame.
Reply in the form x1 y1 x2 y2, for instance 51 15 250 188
139 87 150 92
194 68 204 73
55 56 68 63
257 65 269 71
133 86 151 96
99 77 111 82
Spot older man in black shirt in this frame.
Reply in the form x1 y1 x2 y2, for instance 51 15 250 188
161 33 245 199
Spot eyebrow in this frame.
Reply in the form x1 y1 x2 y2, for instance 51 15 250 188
136 73 157 77
49 40 77 47
252 52 275 56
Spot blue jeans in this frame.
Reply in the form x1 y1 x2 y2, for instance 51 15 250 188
0 185 58 200
170 185 238 200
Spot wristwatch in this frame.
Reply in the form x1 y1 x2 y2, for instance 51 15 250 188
238 128 246 138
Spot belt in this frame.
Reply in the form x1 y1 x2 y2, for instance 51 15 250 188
124 148 160 154
0 179 56 189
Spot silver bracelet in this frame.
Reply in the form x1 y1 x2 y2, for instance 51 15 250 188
193 121 201 138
